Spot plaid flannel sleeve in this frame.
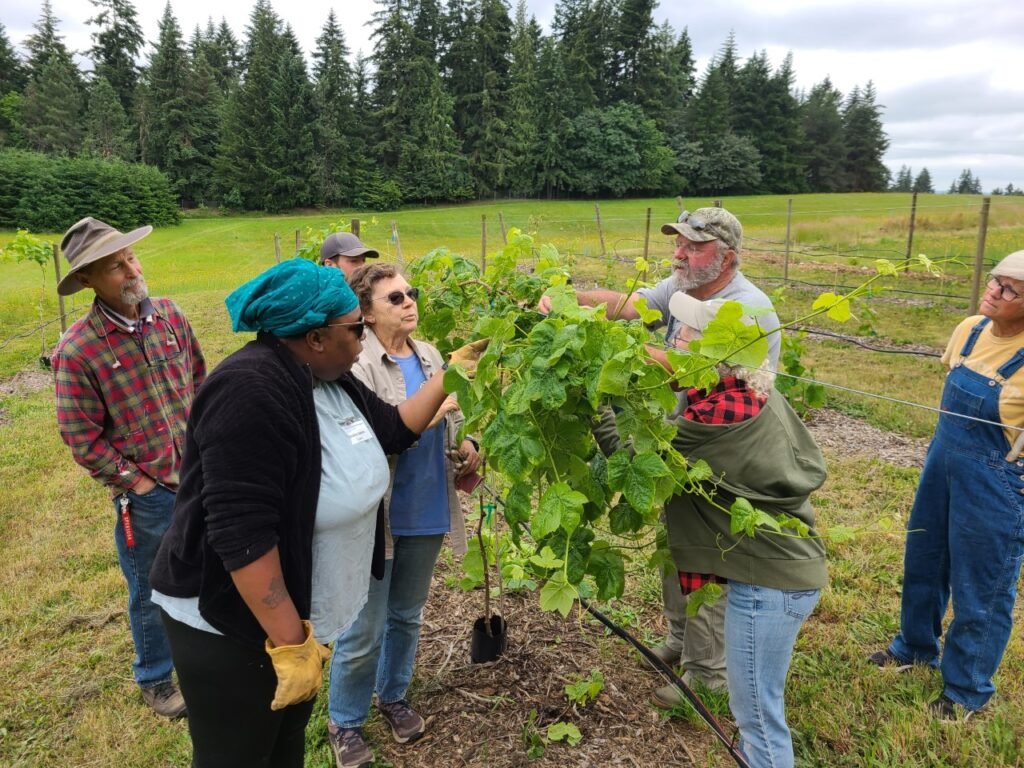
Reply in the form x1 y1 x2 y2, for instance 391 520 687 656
53 350 140 491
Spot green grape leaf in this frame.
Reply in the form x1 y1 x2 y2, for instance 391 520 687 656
826 525 857 543
693 301 770 369
587 541 625 600
529 545 564 569
778 514 811 538
539 571 578 617
608 499 644 534
546 722 583 746
812 291 853 322
632 297 662 325
687 459 713 483
874 259 899 277
597 358 631 395
685 583 723 617
729 497 782 538
534 482 588 539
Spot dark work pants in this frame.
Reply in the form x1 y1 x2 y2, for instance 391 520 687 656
161 611 316 768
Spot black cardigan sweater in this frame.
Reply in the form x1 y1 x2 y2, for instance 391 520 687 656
150 332 417 646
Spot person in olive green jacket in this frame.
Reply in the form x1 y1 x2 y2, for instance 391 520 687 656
596 292 827 768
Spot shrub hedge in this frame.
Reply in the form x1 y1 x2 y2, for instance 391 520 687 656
0 150 180 232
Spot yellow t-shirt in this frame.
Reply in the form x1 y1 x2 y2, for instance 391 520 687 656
942 315 1024 449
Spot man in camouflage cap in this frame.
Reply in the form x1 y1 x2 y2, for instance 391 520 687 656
538 205 781 706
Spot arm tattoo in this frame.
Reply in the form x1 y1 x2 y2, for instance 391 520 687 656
261 576 288 609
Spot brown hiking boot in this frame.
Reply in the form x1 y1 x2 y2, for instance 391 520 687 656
377 699 425 743
140 681 187 718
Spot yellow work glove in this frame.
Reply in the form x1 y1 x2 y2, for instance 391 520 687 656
448 338 490 378
264 620 330 711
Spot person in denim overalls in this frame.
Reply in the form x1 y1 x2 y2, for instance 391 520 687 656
871 250 1024 721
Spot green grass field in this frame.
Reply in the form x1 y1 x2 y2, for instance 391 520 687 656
2 192 1023 766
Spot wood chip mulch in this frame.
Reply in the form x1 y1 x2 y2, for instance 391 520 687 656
363 554 732 768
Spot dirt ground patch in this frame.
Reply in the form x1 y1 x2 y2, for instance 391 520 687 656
0 369 52 397
806 407 929 469
367 556 729 767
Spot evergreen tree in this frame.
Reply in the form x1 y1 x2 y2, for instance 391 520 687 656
841 82 890 191
461 0 514 196
551 0 599 113
614 0 656 103
952 168 982 194
142 4 188 170
21 55 83 153
733 50 803 192
217 0 313 210
24 0 76 81
87 0 144 112
692 132 762 196
892 164 913 192
633 24 693 136
311 10 356 207
505 1 541 195
800 77 846 191
686 34 738 143
82 75 135 159
178 48 222 204
533 35 573 198
0 22 28 95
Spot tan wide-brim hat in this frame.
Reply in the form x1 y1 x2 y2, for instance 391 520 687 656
57 217 153 296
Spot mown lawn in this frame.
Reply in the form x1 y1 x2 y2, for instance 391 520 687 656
2 194 1023 766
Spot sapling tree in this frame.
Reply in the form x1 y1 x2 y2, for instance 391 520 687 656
410 229 938 616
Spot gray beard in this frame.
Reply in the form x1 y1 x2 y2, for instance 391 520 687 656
121 276 149 306
674 251 725 291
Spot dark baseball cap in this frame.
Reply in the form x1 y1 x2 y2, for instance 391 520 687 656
319 232 380 264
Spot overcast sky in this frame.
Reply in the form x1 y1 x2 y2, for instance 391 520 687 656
5 0 1023 193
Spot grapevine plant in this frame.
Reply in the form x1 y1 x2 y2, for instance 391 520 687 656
409 229 936 617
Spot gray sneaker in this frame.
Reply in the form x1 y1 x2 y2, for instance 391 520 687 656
327 723 373 768
140 681 186 718
377 699 425 743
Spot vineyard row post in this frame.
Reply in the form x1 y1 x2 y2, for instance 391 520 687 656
783 198 793 282
274 233 281 263
391 220 403 269
905 191 918 261
595 204 606 256
969 196 992 314
351 218 360 237
481 214 487 272
294 230 300 254
52 244 67 334
643 207 652 261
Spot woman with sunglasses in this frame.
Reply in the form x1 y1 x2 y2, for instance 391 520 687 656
150 259 486 767
324 263 481 767
869 250 1024 722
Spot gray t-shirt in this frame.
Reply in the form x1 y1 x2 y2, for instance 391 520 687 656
636 271 781 368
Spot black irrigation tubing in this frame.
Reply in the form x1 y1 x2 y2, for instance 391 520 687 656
752 275 972 302
789 326 943 357
580 598 752 768
0 315 68 351
476 481 751 767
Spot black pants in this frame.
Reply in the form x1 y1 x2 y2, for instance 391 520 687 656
161 611 316 768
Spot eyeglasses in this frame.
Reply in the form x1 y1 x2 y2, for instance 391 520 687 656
324 317 366 338
373 286 419 306
987 276 1021 302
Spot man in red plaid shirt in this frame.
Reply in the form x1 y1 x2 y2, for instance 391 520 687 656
52 217 206 718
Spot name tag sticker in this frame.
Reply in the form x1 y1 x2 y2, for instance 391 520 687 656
339 416 373 444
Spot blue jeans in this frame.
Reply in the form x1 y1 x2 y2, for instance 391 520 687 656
726 582 820 768
112 485 175 688
328 534 444 727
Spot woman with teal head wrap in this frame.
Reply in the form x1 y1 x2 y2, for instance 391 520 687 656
225 257 359 337
151 257 488 767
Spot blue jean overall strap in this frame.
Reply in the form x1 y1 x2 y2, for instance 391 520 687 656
891 318 1024 710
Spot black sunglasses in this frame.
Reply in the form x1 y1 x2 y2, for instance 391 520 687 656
325 317 366 338
373 286 419 306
